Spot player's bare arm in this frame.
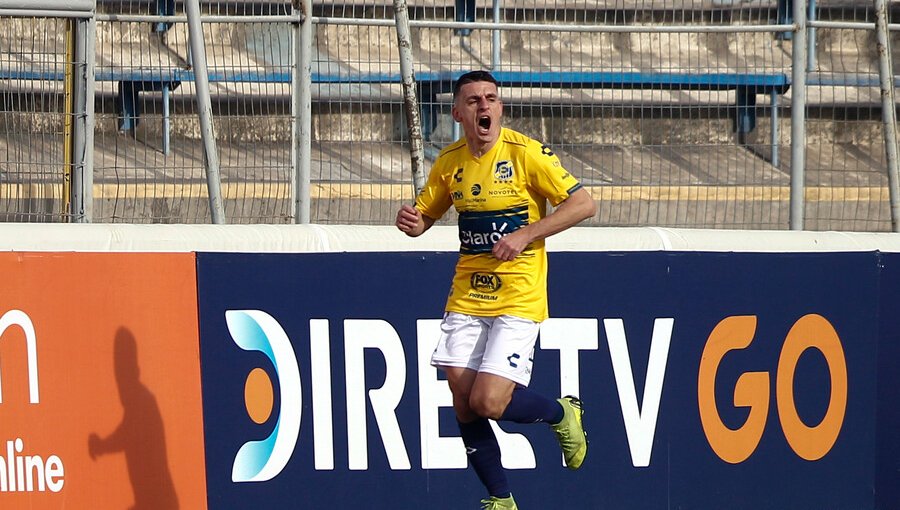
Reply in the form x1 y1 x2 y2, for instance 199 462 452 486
395 204 436 237
492 187 596 261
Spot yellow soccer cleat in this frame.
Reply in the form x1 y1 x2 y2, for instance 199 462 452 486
480 495 519 509
551 396 588 470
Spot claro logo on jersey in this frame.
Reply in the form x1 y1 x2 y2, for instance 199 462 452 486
226 310 302 483
0 310 66 493
214 310 849 482
458 206 529 254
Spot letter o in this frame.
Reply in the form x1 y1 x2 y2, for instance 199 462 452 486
776 314 847 461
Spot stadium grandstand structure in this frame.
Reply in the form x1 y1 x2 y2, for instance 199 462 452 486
0 0 898 229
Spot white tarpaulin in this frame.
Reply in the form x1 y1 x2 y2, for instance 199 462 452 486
3 224 900 254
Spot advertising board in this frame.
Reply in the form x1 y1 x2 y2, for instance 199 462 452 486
876 251 900 510
0 252 208 509
197 250 879 509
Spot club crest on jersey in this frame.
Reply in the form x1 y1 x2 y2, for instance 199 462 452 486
494 161 513 182
494 161 514 182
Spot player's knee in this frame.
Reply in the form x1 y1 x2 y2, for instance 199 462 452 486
468 393 506 420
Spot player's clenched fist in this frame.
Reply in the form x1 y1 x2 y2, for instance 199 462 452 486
396 204 422 235
492 229 530 261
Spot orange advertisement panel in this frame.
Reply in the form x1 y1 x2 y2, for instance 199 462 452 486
0 252 207 509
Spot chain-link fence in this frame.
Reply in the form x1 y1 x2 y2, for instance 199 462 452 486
0 15 76 222
1 0 898 229
804 1 898 231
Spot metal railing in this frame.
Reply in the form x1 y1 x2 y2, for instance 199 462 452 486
0 0 898 231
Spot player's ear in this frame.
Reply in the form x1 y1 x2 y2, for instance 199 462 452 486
451 104 462 123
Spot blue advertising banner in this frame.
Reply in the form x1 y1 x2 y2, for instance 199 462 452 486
876 252 900 510
197 250 881 509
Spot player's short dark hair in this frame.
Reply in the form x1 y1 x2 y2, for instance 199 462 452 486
452 70 499 99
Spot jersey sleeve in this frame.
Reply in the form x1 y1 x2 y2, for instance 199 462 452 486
525 140 583 206
415 161 453 220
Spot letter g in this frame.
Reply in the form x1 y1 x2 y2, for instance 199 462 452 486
698 315 769 464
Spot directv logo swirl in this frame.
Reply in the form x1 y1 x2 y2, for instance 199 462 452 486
225 310 302 483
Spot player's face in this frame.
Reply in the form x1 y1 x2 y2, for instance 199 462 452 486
452 80 503 148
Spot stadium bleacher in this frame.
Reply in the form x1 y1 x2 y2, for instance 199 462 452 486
1 0 897 227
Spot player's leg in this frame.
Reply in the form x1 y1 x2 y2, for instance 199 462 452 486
445 366 512 502
467 371 563 426
469 374 587 470
472 315 559 422
431 312 491 422
475 315 588 470
431 314 513 504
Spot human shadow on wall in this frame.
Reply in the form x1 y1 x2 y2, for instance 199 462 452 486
88 327 179 510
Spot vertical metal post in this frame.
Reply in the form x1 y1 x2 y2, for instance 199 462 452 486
71 15 94 223
789 0 808 230
81 15 96 222
393 0 426 196
63 18 74 219
292 0 312 224
874 0 900 231
807 0 817 71
185 0 226 224
770 90 779 168
162 84 170 155
491 0 500 70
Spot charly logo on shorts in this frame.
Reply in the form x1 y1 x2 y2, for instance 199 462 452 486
226 310 302 483
494 161 514 182
470 272 502 293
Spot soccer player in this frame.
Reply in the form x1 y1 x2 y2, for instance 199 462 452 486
395 70 596 509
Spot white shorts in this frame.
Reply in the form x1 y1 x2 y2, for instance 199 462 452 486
430 312 540 387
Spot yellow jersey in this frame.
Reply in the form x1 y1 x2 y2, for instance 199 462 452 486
416 127 583 322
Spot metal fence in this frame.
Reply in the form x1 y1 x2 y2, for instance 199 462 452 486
0 0 898 230
0 16 77 221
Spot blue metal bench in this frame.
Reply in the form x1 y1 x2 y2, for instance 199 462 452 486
413 70 790 139
0 67 181 150
181 69 791 143
0 67 791 158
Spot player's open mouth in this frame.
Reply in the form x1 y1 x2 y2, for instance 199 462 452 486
477 115 491 133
